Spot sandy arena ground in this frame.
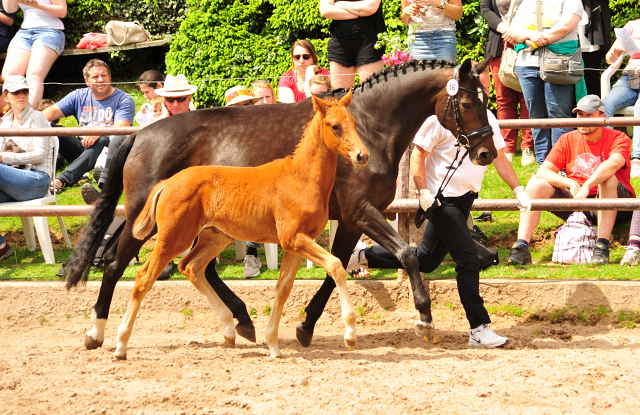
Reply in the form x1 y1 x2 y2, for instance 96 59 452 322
1 279 639 414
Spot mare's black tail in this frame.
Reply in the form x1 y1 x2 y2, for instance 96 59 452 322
65 133 137 290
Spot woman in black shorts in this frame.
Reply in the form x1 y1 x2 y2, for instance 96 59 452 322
320 0 386 89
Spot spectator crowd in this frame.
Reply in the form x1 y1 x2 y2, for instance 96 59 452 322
1 0 640 344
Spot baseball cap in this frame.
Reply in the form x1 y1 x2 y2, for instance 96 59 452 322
2 75 30 93
572 95 605 114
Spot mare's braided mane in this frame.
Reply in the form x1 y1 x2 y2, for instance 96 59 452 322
328 60 458 98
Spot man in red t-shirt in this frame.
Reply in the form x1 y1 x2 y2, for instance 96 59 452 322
507 95 635 265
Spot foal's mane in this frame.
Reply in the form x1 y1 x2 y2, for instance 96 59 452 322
327 60 458 98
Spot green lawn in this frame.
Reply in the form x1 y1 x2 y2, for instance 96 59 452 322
1 89 639 281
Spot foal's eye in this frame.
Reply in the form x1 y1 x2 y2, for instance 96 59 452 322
331 124 340 132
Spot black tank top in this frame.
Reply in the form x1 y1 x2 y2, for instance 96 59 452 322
329 0 386 39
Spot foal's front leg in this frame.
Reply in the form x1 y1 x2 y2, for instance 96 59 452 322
291 235 357 351
265 251 303 358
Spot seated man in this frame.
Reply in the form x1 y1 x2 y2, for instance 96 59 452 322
507 95 635 266
43 59 135 193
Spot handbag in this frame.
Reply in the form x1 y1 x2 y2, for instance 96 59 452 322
536 1 584 85
497 1 522 92
105 21 149 46
3 139 26 169
552 212 597 264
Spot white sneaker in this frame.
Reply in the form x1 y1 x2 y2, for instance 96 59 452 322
521 148 536 166
347 240 368 273
469 324 509 348
504 152 515 163
621 245 640 266
631 159 640 179
243 255 261 278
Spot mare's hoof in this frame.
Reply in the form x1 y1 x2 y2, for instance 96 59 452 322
84 334 104 350
296 322 314 348
114 354 126 361
235 323 256 343
415 321 438 344
344 339 356 351
224 336 236 348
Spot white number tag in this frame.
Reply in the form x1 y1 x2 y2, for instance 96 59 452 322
446 79 459 96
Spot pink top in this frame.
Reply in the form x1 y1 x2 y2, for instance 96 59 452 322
278 68 331 102
619 20 640 69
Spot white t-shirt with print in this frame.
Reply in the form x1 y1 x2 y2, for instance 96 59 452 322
413 111 506 198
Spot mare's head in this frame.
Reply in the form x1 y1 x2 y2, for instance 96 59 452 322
436 59 497 166
311 90 369 167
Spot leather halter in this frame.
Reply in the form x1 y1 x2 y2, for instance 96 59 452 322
442 64 494 152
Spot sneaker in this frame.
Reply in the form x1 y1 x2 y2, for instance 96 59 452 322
504 152 515 163
0 244 14 261
521 148 535 167
243 255 261 278
93 165 103 182
506 243 532 265
591 242 610 265
469 324 509 348
621 245 640 266
157 261 175 280
81 183 101 205
347 240 368 273
631 159 640 179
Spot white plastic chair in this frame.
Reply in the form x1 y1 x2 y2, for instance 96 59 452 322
601 56 635 135
1 137 71 264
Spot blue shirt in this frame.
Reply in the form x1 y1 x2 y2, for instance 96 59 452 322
0 4 17 40
57 87 135 127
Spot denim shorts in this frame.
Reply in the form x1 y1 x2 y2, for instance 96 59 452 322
9 28 66 56
409 30 457 62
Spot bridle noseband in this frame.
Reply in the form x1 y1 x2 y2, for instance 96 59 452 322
442 64 494 152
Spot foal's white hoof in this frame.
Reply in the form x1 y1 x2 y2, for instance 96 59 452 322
414 320 438 344
269 350 283 358
114 353 126 361
224 336 236 348
344 339 356 351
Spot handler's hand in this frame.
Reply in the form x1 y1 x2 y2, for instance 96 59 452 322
512 186 531 212
81 136 100 148
419 189 438 210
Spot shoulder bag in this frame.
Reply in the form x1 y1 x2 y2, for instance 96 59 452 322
537 1 584 85
497 0 522 92
105 21 150 46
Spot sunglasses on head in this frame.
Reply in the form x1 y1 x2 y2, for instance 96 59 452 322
9 89 29 96
165 96 188 103
293 54 311 61
251 79 271 86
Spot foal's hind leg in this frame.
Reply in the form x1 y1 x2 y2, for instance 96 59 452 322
114 241 189 360
178 229 237 347
286 235 357 351
85 225 146 350
265 250 303 358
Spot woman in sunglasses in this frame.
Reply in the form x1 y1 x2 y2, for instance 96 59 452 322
320 0 386 89
0 75 54 204
278 39 330 103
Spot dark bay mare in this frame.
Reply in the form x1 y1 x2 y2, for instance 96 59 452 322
64 59 496 350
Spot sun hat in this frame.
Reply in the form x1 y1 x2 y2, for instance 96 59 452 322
573 95 605 114
2 75 30 93
224 85 260 106
154 74 197 97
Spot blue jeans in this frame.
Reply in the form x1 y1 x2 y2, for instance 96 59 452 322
516 65 576 165
409 30 457 62
364 192 490 329
57 135 110 186
0 165 50 203
602 74 640 159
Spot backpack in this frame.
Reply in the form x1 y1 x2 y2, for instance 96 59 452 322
552 211 597 264
469 224 499 270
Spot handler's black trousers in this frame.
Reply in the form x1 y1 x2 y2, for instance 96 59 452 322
365 191 491 329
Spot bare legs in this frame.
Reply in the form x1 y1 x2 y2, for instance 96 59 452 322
329 60 384 90
1 45 59 107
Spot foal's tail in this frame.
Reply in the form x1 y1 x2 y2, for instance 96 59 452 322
132 182 166 240
64 133 137 290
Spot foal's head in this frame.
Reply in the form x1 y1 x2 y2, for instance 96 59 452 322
311 90 369 167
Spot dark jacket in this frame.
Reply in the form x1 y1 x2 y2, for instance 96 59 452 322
480 0 505 59
582 0 611 50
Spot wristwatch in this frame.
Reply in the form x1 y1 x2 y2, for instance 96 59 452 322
438 0 447 9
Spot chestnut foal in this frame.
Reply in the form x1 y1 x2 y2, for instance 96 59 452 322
115 91 368 359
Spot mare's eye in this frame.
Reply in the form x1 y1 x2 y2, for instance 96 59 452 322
462 103 472 109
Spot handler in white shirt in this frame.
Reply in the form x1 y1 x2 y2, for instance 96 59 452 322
349 66 531 348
